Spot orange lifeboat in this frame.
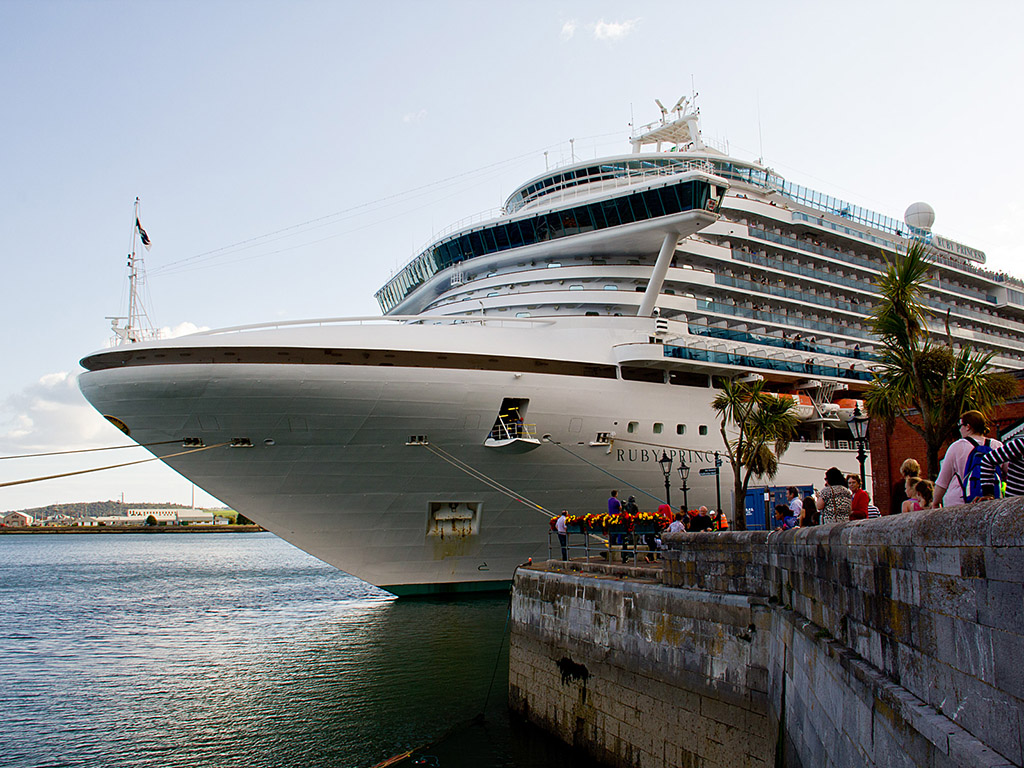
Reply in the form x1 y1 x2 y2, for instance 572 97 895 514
835 398 865 422
767 392 815 420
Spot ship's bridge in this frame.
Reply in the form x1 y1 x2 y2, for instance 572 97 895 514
375 170 728 315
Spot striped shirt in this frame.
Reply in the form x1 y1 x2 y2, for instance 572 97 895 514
980 436 1024 498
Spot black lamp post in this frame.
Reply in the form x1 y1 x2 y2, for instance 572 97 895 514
658 451 673 505
677 458 690 511
849 404 870 489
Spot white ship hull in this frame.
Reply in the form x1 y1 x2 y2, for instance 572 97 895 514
79 318 851 594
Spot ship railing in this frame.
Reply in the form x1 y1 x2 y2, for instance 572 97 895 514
715 274 868 317
741 234 1008 327
696 301 875 341
546 529 660 564
506 159 716 214
488 420 537 442
661 343 874 382
187 315 557 337
688 325 878 363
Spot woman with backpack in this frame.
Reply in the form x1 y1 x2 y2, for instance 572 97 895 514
933 410 1003 508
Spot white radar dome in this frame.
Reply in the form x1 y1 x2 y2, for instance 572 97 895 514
904 202 935 232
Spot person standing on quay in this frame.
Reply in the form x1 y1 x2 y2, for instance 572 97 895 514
816 467 853 523
889 458 920 515
555 510 568 560
980 434 1024 499
607 489 623 547
933 411 1002 507
607 489 622 515
786 486 803 519
801 495 819 526
848 475 870 520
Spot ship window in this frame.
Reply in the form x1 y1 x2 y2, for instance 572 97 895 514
676 424 686 435
627 421 638 433
699 425 708 436
603 285 618 291
569 285 583 291
506 220 524 248
547 262 561 269
494 225 510 250
669 371 709 388
642 188 666 218
653 423 663 434
615 196 635 223
586 311 599 316
600 199 621 227
481 228 497 252
516 312 531 317
621 366 665 383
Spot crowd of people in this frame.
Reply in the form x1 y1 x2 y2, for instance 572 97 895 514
551 409 1021 559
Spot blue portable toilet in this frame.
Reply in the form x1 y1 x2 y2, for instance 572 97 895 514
745 485 815 530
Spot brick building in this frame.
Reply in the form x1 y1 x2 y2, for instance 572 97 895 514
870 373 1024 514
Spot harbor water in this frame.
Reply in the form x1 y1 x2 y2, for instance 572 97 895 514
0 532 584 768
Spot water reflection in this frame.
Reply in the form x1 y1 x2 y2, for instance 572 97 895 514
0 534 581 768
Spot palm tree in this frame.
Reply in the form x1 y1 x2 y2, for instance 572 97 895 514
864 240 1016 479
712 378 799 530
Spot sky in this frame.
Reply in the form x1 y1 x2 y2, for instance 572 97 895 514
2 1 1023 512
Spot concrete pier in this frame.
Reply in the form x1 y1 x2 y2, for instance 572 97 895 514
509 499 1024 767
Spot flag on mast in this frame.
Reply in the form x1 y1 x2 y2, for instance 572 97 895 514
136 217 152 249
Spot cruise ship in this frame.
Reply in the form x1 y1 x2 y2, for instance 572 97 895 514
79 100 1024 595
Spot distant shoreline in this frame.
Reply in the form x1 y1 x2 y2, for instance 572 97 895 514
0 525 265 535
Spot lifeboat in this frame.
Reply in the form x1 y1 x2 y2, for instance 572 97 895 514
835 398 866 422
767 392 815 420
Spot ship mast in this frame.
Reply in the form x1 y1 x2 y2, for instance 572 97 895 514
111 198 156 344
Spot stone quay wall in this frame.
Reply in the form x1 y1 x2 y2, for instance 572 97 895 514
509 498 1024 767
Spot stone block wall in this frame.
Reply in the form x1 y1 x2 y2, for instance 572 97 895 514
764 500 1024 766
509 570 773 768
511 498 1024 767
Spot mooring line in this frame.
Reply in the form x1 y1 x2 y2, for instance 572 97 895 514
0 442 230 489
0 440 182 461
544 439 665 505
422 443 553 517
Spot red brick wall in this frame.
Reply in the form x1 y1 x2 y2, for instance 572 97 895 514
870 375 1024 514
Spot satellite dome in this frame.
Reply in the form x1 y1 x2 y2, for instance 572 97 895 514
904 202 935 232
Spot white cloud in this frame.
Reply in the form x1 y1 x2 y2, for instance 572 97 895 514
0 371 222 511
593 18 640 40
0 371 123 454
560 20 577 40
161 321 208 339
402 109 428 124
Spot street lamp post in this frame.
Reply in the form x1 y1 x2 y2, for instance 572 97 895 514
658 451 673 506
848 404 870 489
677 459 690 511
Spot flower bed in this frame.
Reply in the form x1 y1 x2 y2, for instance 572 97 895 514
550 512 668 534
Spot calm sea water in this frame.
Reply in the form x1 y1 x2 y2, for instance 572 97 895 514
0 533 583 768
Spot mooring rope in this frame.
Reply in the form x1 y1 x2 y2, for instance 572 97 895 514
0 440 182 461
543 438 666 505
421 443 554 518
0 442 229 489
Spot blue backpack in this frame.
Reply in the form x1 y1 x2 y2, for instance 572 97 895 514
958 437 1001 502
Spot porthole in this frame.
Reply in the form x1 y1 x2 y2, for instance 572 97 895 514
627 421 638 434
676 424 686 435
653 423 663 434
699 425 708 436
